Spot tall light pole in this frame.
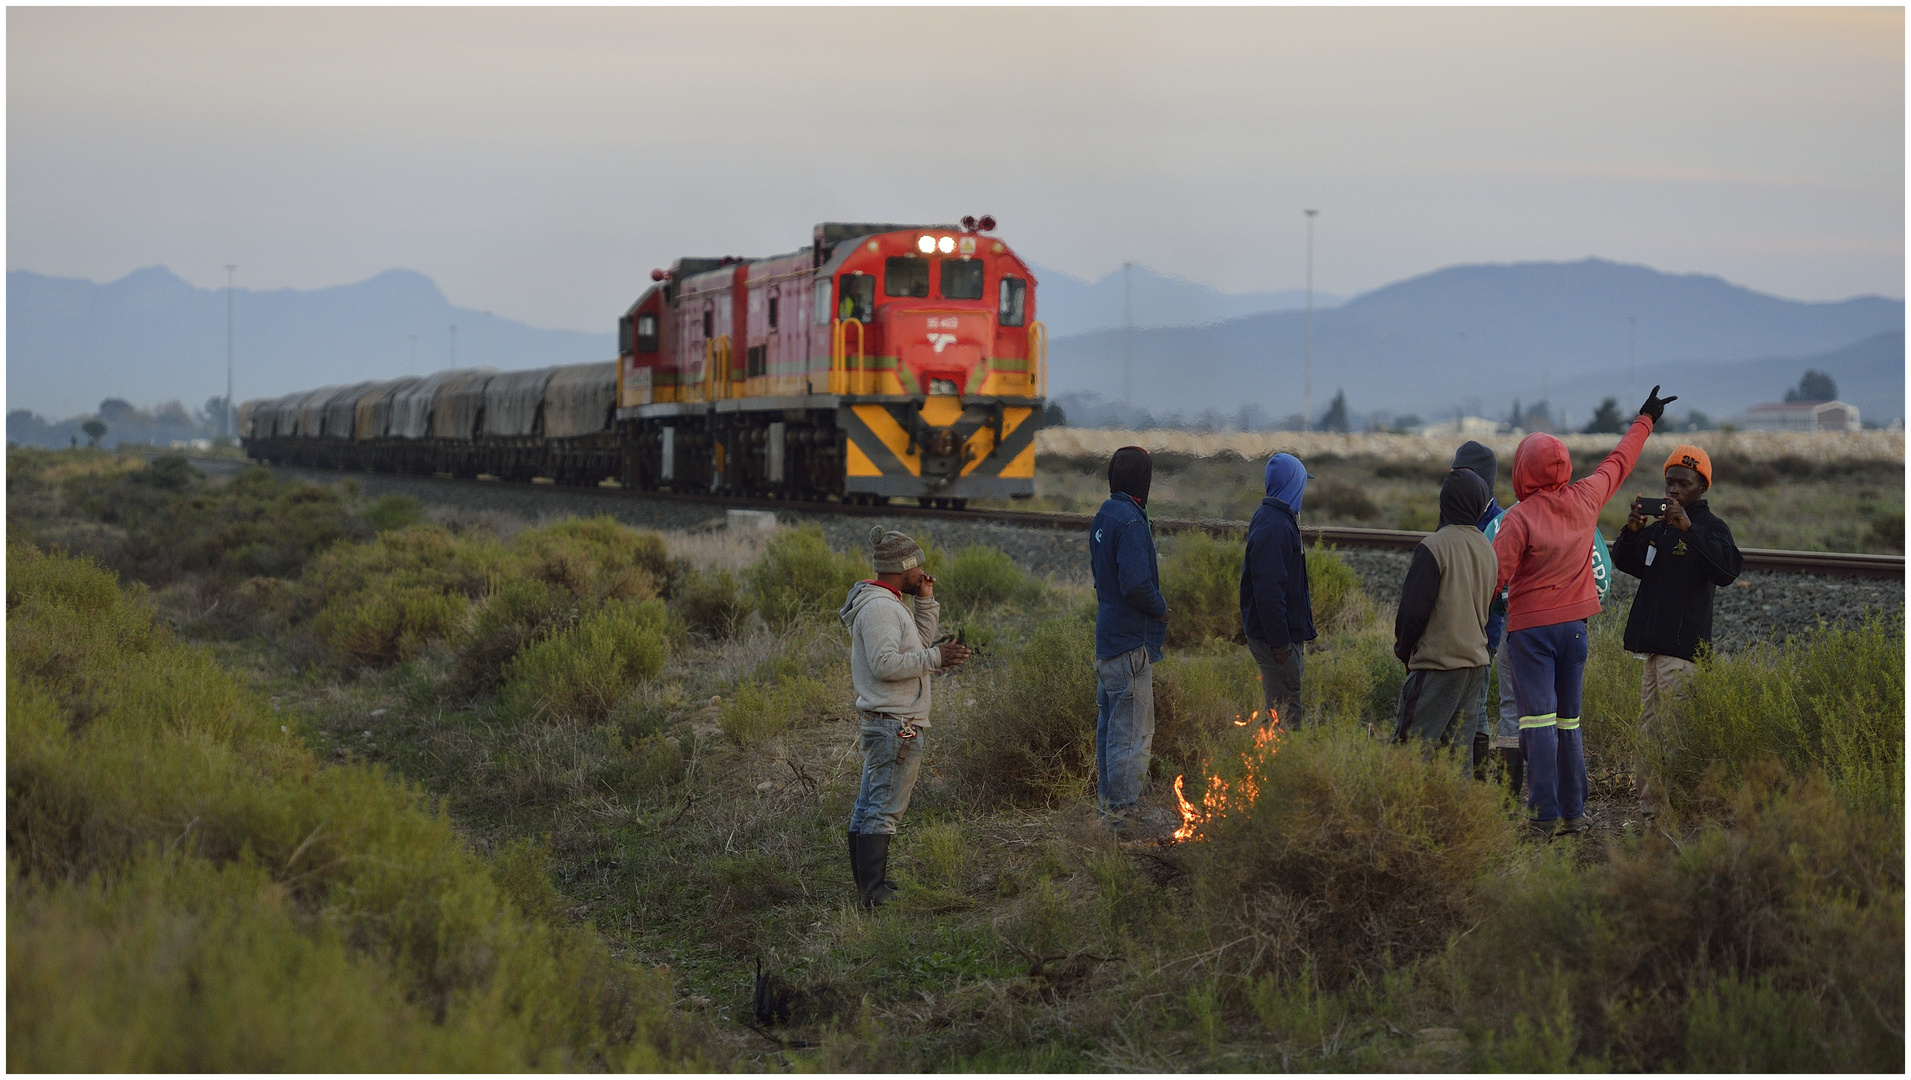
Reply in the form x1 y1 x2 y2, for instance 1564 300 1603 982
1303 209 1318 433
224 265 237 438
484 310 494 369
410 334 418 375
450 324 458 369
1121 262 1135 410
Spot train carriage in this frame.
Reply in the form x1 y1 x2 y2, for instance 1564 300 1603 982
242 217 1046 506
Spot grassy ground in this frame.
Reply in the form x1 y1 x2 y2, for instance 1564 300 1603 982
997 447 1905 554
9 447 1903 1071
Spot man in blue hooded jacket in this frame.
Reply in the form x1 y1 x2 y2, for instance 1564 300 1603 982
1090 446 1170 833
1239 453 1317 728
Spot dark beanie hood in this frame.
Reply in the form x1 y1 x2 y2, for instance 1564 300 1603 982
1451 440 1497 492
1109 446 1152 507
1439 468 1492 529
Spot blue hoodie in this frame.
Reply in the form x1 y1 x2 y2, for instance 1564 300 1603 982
1239 454 1317 649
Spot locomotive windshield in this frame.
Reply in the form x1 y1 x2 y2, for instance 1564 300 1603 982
940 259 984 300
999 276 1027 326
884 257 930 298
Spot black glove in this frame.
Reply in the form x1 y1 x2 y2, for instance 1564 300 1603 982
1638 385 1678 425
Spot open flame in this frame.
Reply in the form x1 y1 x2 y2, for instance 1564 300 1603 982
1172 708 1283 842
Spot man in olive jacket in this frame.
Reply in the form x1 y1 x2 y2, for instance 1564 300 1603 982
1392 468 1498 764
1612 444 1743 815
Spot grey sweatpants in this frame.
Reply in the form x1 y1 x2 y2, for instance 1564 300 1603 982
1394 666 1489 767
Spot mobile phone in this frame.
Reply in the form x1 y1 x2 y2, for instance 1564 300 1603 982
1635 497 1669 517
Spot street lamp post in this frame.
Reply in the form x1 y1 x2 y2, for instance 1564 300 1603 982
450 324 458 369
225 264 237 438
1303 209 1317 433
1627 315 1636 407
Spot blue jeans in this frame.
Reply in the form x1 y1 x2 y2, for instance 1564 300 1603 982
1492 648 1522 749
848 713 926 835
1507 621 1589 823
1095 646 1155 811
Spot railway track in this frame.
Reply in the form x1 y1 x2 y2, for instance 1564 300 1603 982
187 455 1905 580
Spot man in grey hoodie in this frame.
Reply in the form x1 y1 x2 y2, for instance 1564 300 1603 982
839 526 971 907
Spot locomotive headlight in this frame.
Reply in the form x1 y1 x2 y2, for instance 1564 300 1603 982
917 235 936 254
937 236 955 253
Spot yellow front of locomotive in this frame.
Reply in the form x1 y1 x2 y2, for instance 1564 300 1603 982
823 225 1046 507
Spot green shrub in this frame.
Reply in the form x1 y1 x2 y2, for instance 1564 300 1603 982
946 615 1099 807
748 526 868 630
310 585 468 667
1160 531 1243 647
1189 721 1515 988
934 544 1044 617
501 599 668 724
1454 764 1901 1071
1301 629 1404 728
1306 543 1370 634
717 672 843 749
363 493 426 533
672 566 748 639
1576 613 1642 769
451 578 582 698
511 517 666 603
5 542 696 1071
1154 644 1265 776
1653 617 1903 815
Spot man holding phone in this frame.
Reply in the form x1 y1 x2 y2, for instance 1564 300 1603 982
1613 445 1743 816
840 526 972 906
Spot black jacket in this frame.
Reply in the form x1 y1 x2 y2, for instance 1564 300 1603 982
1239 497 1316 648
1612 500 1743 660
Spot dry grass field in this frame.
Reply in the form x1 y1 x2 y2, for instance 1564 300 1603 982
995 428 1906 554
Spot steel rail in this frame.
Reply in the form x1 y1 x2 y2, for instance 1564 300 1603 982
189 455 1906 580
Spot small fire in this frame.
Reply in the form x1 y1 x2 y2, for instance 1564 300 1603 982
1172 709 1283 842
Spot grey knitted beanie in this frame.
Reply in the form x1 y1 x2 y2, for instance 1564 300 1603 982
869 526 924 574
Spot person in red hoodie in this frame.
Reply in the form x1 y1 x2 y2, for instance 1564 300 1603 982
1494 386 1676 837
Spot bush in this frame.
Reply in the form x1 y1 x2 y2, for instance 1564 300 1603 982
1454 764 1902 1071
310 585 468 668
934 545 1044 618
1306 543 1370 634
5 542 697 1070
1308 478 1381 521
748 527 868 630
363 493 426 532
671 566 749 639
501 599 669 724
451 578 582 698
1153 644 1266 776
946 615 1098 807
512 517 667 603
1188 721 1515 988
1160 531 1243 647
1301 629 1404 728
717 674 839 749
1654 617 1903 816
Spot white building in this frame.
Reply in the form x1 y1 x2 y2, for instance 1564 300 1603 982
1741 400 1861 432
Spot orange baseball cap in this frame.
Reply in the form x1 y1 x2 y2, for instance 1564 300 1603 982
1664 445 1711 485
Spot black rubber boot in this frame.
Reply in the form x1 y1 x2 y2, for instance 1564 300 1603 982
1471 733 1491 782
846 830 864 898
852 833 898 908
1500 746 1525 800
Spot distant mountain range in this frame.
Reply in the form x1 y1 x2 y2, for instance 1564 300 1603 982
6 266 612 420
7 257 1903 429
1028 262 1338 336
1045 258 1904 427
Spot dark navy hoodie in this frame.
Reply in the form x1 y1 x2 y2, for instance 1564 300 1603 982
1239 454 1317 649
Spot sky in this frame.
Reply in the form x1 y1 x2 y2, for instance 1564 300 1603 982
7 7 1904 334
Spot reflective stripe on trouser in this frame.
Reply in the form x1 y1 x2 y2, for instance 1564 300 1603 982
1520 722 1586 823
848 714 925 836
1094 646 1155 811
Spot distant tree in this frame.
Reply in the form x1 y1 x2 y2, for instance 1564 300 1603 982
1041 402 1068 429
1581 397 1626 434
1392 413 1422 432
98 398 137 423
1318 389 1350 433
1683 409 1713 432
1785 369 1838 403
81 418 107 448
1515 399 1554 433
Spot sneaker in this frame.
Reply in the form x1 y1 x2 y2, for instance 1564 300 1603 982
1523 817 1558 841
1558 815 1590 835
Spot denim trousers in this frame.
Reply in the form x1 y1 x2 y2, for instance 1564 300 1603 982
1245 637 1304 728
1094 646 1155 811
848 713 926 836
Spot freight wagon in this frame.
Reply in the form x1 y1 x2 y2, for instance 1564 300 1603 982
241 219 1047 507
